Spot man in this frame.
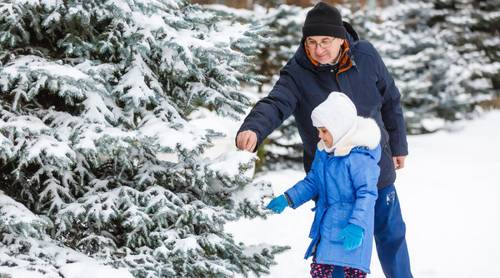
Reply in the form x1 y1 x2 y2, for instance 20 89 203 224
235 2 413 278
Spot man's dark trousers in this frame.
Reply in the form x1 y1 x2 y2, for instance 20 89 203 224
332 184 413 278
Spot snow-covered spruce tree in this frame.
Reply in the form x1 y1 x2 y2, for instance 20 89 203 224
258 117 304 172
251 4 306 171
205 4 304 90
0 0 285 277
252 4 305 91
471 0 500 90
428 0 500 95
349 1 499 133
206 4 306 171
0 192 135 277
347 3 458 133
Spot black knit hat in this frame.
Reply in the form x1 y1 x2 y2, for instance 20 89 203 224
302 2 347 39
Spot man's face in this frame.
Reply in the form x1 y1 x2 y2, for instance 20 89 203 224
305 36 344 65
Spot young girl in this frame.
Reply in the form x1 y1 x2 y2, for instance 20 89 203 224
266 92 381 278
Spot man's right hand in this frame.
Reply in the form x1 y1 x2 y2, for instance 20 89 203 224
236 130 258 152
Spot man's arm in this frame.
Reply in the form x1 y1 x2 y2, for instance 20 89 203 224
236 71 300 152
284 150 322 209
372 44 409 158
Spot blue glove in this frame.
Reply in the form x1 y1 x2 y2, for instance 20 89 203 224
338 224 364 251
266 195 289 213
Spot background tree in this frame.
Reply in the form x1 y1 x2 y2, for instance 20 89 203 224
350 0 500 133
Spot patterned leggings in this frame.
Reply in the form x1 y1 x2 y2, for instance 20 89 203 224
310 261 366 278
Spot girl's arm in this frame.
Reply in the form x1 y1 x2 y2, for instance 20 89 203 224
347 152 380 230
284 151 322 209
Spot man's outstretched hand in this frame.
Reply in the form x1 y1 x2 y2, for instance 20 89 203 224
236 130 258 152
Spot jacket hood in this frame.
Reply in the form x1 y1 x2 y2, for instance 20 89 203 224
317 117 381 158
295 21 359 71
311 92 358 152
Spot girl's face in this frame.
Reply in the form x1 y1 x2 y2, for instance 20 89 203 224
317 127 333 148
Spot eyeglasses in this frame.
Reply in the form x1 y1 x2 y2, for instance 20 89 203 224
305 38 339 49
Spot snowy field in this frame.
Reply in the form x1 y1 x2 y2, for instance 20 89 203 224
226 110 500 278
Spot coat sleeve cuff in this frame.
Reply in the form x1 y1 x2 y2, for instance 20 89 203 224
284 188 301 209
284 192 294 207
348 218 367 232
390 144 408 157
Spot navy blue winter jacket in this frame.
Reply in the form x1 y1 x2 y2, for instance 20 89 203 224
238 23 408 188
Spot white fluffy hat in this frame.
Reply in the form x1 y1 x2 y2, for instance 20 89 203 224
311 92 357 152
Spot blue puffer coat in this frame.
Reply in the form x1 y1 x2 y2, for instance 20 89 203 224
285 145 381 273
238 23 407 188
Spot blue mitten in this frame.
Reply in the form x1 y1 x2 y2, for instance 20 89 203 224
338 224 364 251
266 195 289 213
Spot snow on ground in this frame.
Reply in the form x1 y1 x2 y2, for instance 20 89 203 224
0 243 135 278
226 110 500 278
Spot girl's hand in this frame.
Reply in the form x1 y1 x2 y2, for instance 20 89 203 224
339 224 364 250
266 195 289 213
